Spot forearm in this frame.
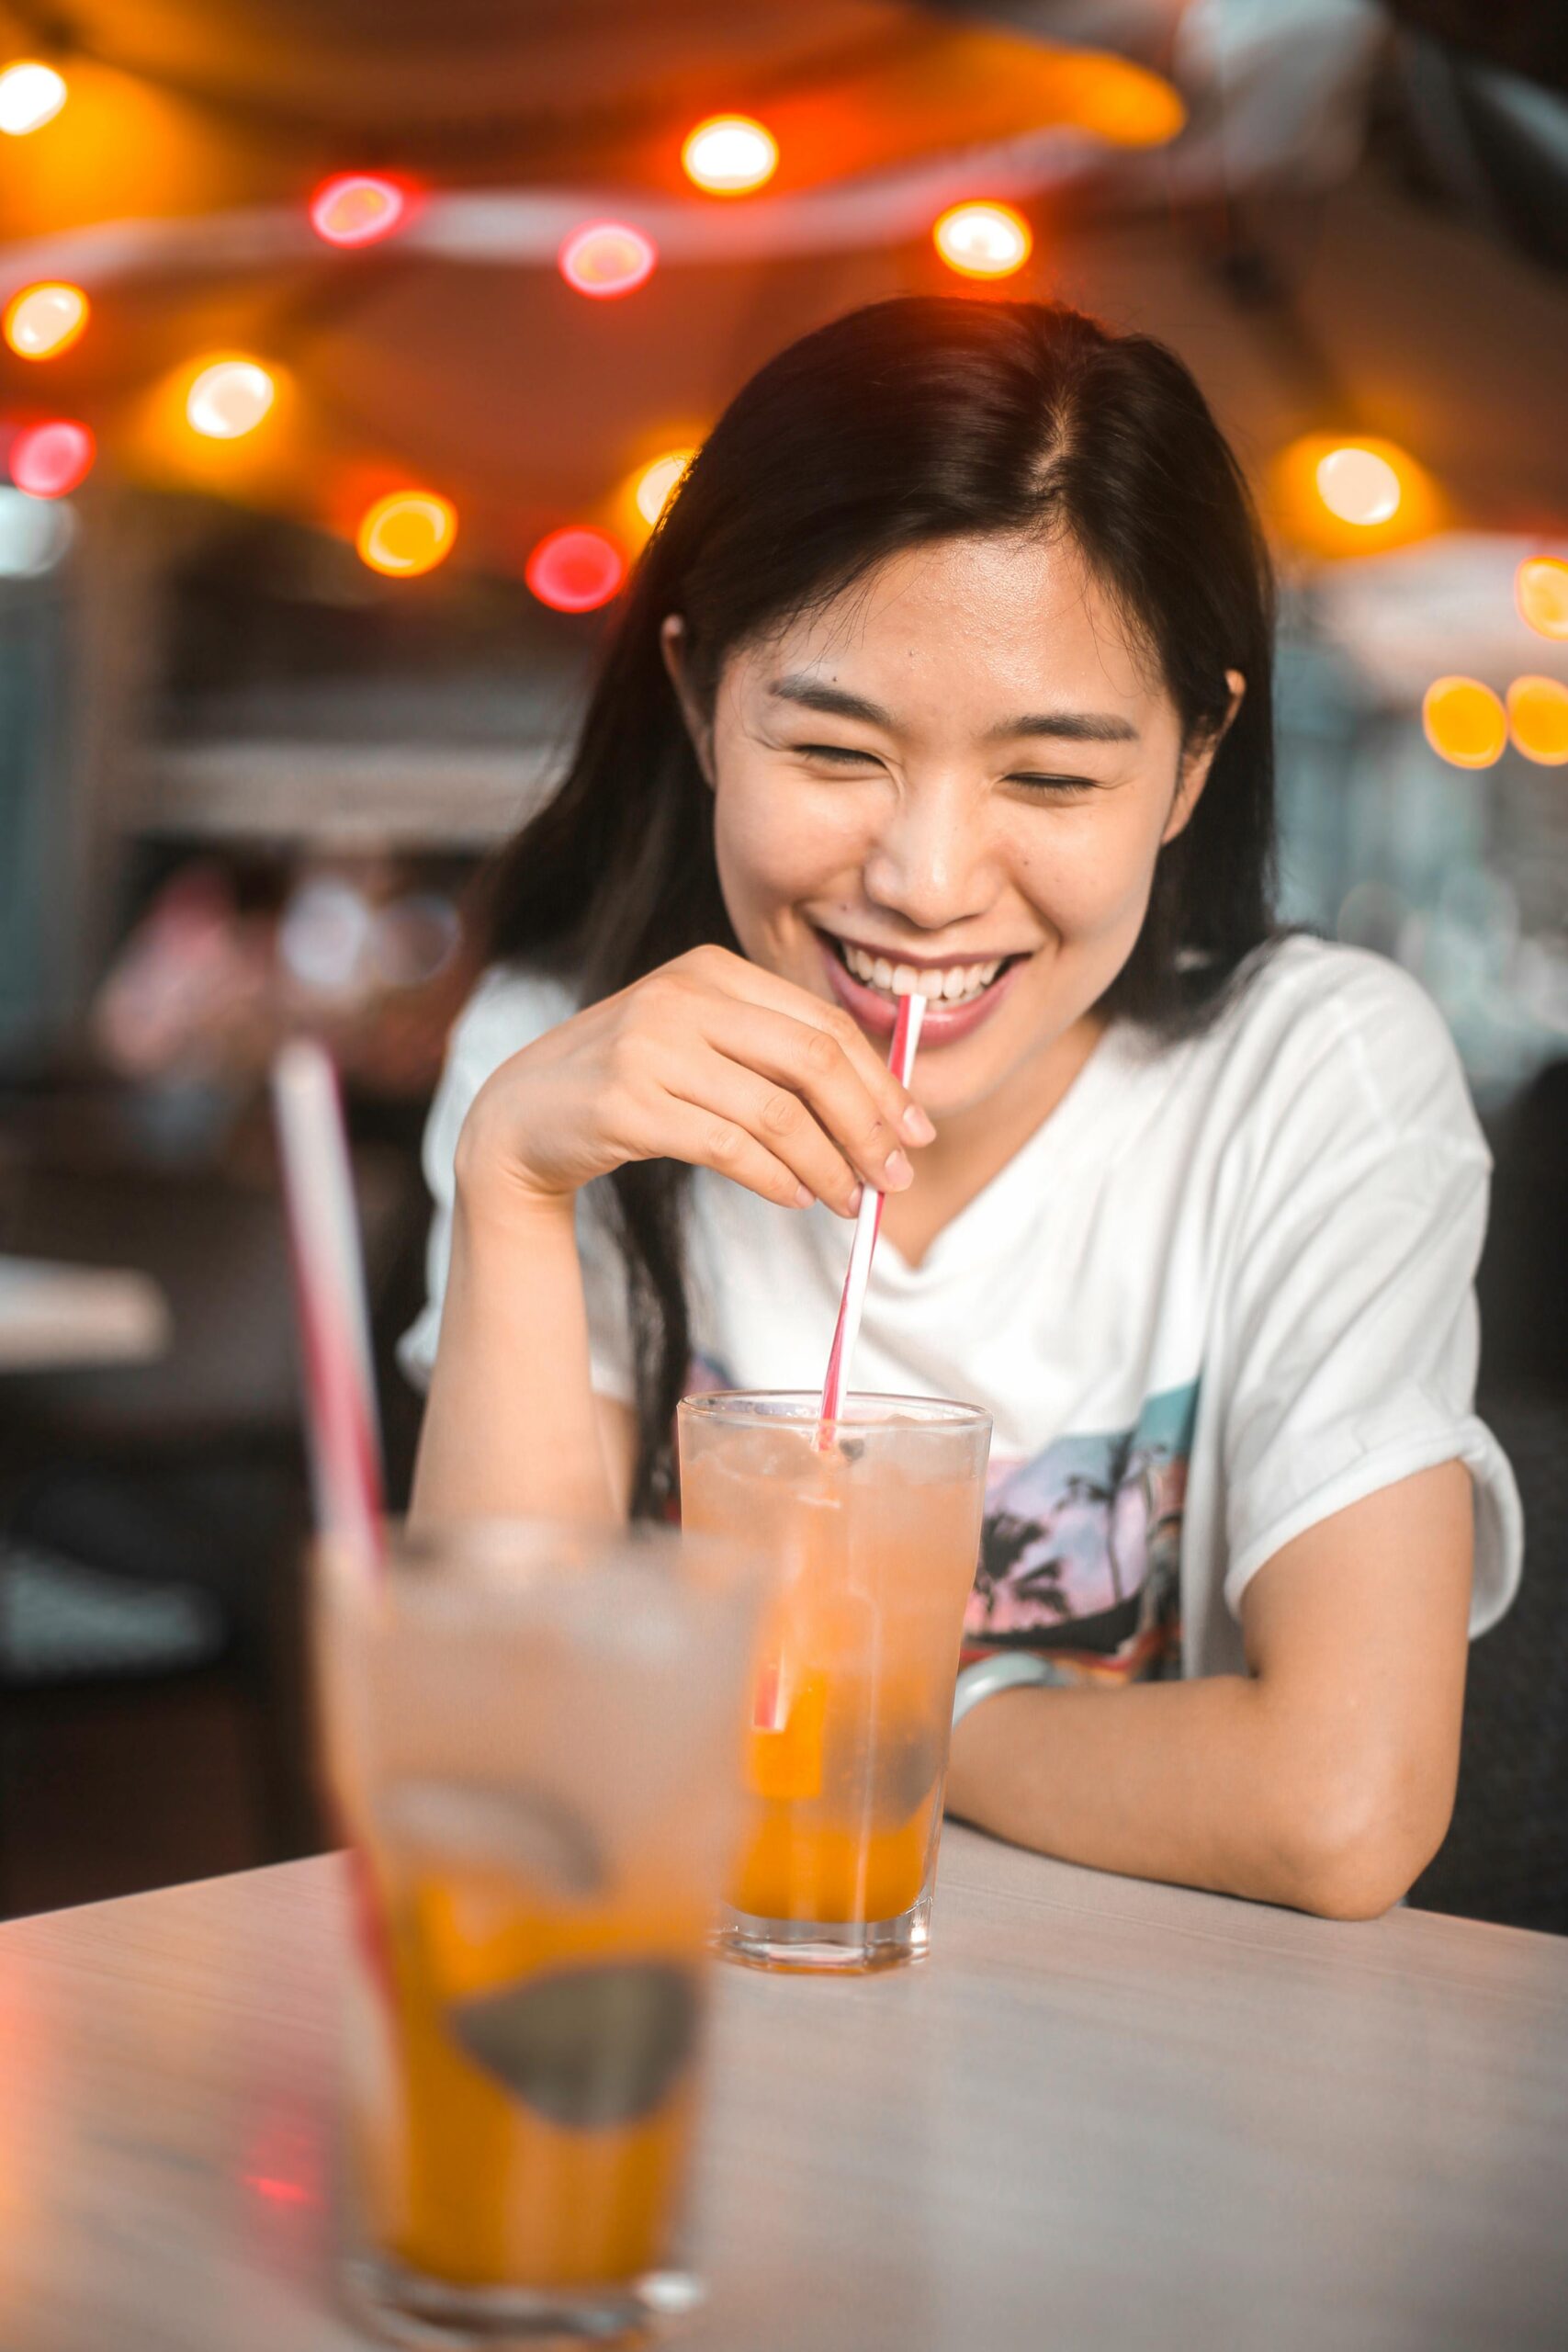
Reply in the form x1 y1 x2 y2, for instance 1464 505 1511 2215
409 1187 618 1526
943 1673 1416 1918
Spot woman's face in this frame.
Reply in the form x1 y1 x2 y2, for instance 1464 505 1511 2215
664 530 1240 1121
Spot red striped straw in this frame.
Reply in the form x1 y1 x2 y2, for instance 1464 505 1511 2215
271 1039 387 1587
816 990 927 1443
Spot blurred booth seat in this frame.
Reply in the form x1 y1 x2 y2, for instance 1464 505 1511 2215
0 1111 424 1915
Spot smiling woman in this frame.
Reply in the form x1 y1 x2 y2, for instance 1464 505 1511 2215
400 296 1520 1920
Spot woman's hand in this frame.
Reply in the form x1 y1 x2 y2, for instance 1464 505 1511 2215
455 944 934 1219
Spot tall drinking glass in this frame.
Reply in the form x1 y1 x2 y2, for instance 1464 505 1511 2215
314 1518 766 2348
678 1393 991 1972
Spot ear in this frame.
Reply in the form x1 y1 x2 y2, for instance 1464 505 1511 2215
1162 670 1246 847
660 614 716 790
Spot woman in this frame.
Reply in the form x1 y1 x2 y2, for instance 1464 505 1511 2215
401 296 1520 1919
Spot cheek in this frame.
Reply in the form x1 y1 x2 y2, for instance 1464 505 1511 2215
1010 803 1160 942
714 773 856 911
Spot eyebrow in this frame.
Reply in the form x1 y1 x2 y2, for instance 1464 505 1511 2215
765 673 1139 744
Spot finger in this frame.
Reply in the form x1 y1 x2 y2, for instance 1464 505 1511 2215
640 1094 819 1215
667 1046 867 1216
688 996 915 1194
673 945 931 1139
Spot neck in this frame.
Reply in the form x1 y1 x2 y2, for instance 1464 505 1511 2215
878 1012 1107 1270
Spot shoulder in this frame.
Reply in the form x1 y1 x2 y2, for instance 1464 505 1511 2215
1201 934 1483 1151
441 963 579 1095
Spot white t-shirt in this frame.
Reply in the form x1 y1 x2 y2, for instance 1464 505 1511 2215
400 935 1522 1682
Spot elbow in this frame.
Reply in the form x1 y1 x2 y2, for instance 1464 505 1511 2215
1259 1758 1456 1923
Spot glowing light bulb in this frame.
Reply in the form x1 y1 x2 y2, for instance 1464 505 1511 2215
933 202 1032 280
8 418 94 498
356 491 457 578
1506 675 1568 766
1315 447 1403 527
1422 676 1506 770
310 174 409 249
558 220 658 300
3 282 88 360
0 60 66 135
186 359 276 440
635 449 696 526
682 115 777 195
1516 557 1568 642
525 526 625 613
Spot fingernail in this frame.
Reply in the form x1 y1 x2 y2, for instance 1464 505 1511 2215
884 1149 913 1188
845 1183 864 1216
901 1104 937 1145
795 1184 815 1209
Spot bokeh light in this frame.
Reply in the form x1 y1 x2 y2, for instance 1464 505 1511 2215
3 282 88 360
309 173 410 249
278 876 374 999
356 490 457 578
1506 675 1568 766
634 448 696 526
8 418 95 498
0 60 67 135
1516 557 1568 642
1314 446 1402 526
1422 676 1507 770
558 220 658 300
525 526 626 612
186 359 276 440
933 201 1032 279
0 485 75 576
682 115 777 195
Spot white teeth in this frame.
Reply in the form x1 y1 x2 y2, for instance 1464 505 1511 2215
837 939 1008 1005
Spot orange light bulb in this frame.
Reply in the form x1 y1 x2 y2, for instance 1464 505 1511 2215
1516 558 1568 642
1314 447 1403 526
1422 677 1507 770
682 115 777 195
1506 675 1568 766
0 60 67 135
3 282 88 360
185 359 276 440
356 491 457 578
634 449 696 526
933 201 1032 279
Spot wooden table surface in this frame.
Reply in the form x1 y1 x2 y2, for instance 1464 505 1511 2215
0 1253 170 1373
1 1827 1564 2352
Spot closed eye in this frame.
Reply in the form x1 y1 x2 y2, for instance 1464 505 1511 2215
794 744 1101 794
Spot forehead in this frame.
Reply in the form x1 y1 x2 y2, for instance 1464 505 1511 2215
738 531 1159 718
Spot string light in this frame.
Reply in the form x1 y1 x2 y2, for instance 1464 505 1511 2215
634 449 696 526
3 282 88 360
525 526 625 612
0 60 66 135
356 491 457 578
1422 676 1506 770
682 115 777 195
1506 675 1568 766
309 174 410 249
185 359 276 440
1516 557 1568 642
933 202 1032 280
8 419 95 498
1315 447 1402 526
558 220 657 300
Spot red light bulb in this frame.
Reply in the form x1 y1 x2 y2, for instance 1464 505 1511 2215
9 417 95 496
525 526 626 613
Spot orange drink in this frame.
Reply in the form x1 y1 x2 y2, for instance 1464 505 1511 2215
679 1393 990 1970
315 1519 765 2345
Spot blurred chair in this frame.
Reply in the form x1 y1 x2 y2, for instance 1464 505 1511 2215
1410 1383 1568 1938
0 1114 425 1914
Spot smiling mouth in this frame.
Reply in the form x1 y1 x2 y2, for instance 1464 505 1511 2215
815 928 1027 1007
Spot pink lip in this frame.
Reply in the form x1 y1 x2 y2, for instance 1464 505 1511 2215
816 933 1027 1047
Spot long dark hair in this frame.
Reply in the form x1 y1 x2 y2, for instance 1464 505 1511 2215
489 296 1281 1514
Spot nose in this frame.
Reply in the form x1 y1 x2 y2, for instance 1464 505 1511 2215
861 777 998 935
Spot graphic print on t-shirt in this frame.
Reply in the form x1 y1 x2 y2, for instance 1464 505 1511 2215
963 1377 1200 1684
